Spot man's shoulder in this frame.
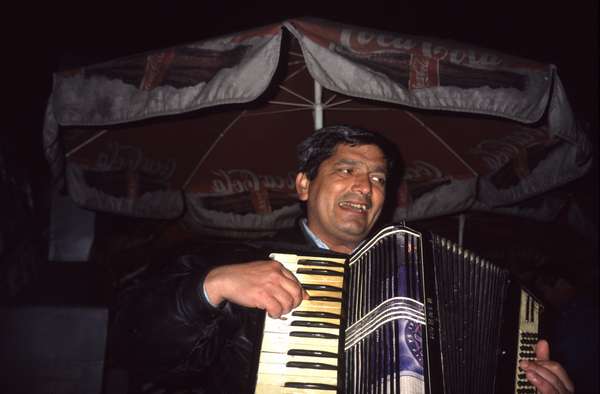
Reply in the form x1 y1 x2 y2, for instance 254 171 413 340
158 223 340 270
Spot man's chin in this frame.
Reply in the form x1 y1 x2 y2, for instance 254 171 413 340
337 224 371 244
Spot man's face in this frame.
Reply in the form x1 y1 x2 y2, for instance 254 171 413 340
296 143 387 253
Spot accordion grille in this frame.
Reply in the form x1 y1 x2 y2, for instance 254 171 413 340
431 235 509 394
345 228 426 393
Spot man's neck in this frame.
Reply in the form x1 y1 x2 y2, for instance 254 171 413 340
323 237 356 254
300 219 358 254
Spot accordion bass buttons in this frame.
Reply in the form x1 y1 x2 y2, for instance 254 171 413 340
514 291 543 393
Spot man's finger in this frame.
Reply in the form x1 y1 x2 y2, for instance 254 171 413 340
535 339 551 361
279 266 298 281
261 294 284 319
278 267 306 307
520 358 575 393
525 366 569 393
283 279 306 307
266 283 297 315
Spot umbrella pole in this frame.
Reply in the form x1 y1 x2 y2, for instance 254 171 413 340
314 80 323 130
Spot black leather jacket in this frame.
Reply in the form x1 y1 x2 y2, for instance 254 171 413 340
107 226 331 393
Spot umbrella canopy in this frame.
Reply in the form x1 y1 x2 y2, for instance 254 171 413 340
43 18 592 238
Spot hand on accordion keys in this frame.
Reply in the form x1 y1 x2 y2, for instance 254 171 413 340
204 260 309 318
519 339 575 394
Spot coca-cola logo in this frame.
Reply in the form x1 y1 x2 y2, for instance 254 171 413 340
96 141 176 181
339 29 503 68
469 128 548 171
211 169 296 194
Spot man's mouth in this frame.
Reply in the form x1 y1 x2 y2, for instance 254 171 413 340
338 201 369 213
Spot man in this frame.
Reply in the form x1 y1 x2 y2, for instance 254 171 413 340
109 125 574 393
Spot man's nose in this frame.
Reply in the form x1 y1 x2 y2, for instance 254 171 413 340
351 173 372 195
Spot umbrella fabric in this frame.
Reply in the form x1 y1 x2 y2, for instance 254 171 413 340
43 18 592 238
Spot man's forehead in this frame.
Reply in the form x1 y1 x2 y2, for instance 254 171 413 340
330 143 387 171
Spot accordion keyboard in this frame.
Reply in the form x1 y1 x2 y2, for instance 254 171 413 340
254 253 347 394
515 290 543 394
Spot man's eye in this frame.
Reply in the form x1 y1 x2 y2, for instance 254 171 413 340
371 176 386 186
339 168 353 175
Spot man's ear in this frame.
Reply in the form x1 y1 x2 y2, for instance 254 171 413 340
295 172 310 201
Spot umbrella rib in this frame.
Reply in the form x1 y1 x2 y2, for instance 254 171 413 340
327 107 393 111
268 100 313 108
323 98 353 109
278 85 314 105
65 129 110 158
245 108 311 116
290 51 304 58
182 111 246 190
324 94 338 106
403 110 479 176
285 64 307 81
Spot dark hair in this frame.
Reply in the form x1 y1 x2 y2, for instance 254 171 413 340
296 125 398 180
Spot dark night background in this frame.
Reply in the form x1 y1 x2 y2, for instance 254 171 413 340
2 0 598 392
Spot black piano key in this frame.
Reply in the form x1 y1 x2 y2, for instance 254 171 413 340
297 259 345 268
286 361 337 370
288 349 338 358
289 331 339 339
297 268 343 276
302 284 342 292
284 382 337 390
291 320 340 329
292 310 341 319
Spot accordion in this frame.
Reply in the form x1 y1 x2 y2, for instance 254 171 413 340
253 224 543 394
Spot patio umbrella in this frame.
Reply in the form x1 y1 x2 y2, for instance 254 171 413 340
43 18 592 239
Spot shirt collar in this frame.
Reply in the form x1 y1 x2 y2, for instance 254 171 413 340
300 218 330 250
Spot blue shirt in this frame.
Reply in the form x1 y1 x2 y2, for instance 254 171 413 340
299 218 330 250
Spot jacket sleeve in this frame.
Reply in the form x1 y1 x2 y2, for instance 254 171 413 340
106 252 249 381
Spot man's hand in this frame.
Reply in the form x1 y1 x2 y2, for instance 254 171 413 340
520 339 575 393
204 260 308 318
